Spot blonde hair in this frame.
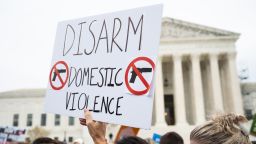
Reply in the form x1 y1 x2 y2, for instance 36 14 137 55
190 113 251 144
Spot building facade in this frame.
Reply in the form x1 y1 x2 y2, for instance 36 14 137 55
0 89 88 143
0 17 244 143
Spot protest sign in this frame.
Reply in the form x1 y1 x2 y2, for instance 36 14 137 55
45 4 163 129
0 126 26 144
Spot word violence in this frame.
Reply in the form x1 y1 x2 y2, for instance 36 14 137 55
65 92 123 116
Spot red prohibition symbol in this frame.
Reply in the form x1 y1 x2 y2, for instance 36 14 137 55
49 61 69 90
125 57 155 96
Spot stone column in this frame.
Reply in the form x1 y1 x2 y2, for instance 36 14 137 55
209 53 224 112
191 53 205 123
227 52 244 114
173 54 187 125
155 56 167 126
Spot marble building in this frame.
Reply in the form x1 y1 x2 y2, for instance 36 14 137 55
141 17 244 141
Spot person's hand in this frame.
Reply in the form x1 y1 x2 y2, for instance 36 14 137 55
79 109 107 144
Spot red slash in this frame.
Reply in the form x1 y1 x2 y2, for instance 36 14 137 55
125 57 155 96
49 61 69 90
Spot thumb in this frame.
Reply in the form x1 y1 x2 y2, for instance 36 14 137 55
84 109 93 123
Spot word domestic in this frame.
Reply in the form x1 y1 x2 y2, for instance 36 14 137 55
63 15 144 56
66 91 123 116
68 66 123 88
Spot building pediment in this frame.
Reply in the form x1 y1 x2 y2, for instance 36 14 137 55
161 17 240 40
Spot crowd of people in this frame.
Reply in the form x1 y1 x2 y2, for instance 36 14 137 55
31 109 253 144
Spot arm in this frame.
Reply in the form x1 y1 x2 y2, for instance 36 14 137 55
79 109 108 144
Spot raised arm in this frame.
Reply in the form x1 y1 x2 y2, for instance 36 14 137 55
79 109 108 144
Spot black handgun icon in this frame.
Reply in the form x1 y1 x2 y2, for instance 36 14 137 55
129 68 152 83
52 69 66 81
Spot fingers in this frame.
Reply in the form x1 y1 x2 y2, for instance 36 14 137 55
79 118 96 126
96 121 107 127
84 109 92 119
84 109 94 125
82 109 106 127
79 109 95 127
80 121 87 126
79 118 86 122
79 118 87 126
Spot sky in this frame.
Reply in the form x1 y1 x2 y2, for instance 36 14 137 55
0 0 255 92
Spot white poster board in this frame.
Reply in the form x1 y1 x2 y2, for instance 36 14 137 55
45 4 163 129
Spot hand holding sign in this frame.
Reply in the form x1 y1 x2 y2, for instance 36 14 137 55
80 109 107 144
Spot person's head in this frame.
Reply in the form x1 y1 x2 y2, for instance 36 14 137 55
32 137 60 144
73 138 83 144
190 113 251 144
116 136 148 144
160 132 184 144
